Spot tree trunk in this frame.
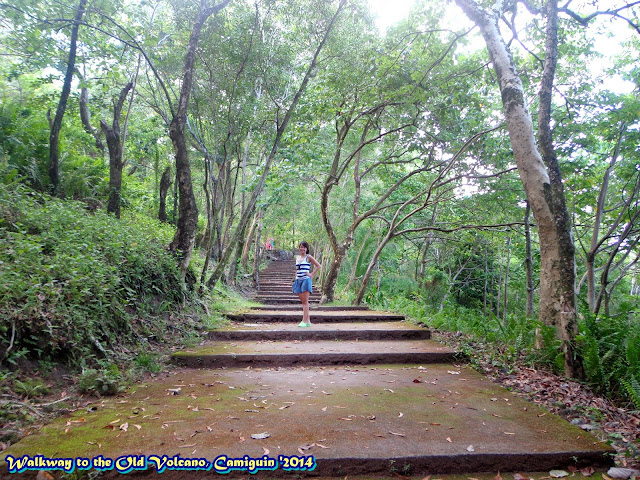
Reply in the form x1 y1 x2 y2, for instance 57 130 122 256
354 231 393 305
587 128 623 311
594 209 640 316
345 227 372 292
252 208 264 288
168 0 231 280
48 0 87 196
101 83 133 219
321 246 348 304
241 211 259 271
199 154 215 292
159 166 172 222
503 236 511 325
79 87 105 154
455 0 583 378
524 201 534 317
228 222 248 286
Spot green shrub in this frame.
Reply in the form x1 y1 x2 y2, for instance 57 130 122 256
580 313 640 407
13 378 50 398
77 366 124 396
0 182 186 365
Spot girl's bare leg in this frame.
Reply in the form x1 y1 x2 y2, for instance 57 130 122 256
298 291 310 324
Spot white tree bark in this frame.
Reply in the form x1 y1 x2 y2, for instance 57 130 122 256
455 0 583 378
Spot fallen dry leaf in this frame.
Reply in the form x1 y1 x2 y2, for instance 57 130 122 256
384 388 395 393
549 471 569 478
494 473 503 480
120 422 129 432
263 447 270 455
513 473 530 480
581 467 595 477
398 412 404 417
389 432 405 437
446 437 452 443
466 445 475 452
36 471 55 480
251 432 270 440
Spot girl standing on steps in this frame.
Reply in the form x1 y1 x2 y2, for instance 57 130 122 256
292 241 321 327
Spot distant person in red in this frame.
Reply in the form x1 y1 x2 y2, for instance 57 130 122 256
292 241 321 327
265 238 273 250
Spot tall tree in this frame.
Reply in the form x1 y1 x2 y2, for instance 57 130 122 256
48 0 87 196
168 0 232 278
100 82 133 218
454 0 583 378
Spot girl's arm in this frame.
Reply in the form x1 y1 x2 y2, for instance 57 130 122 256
308 255 321 278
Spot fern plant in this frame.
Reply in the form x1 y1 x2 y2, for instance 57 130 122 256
621 374 640 410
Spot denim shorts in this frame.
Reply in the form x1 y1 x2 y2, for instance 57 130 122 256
292 276 313 294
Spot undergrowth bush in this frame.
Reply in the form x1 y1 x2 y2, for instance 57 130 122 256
580 314 640 408
0 182 188 366
364 280 640 408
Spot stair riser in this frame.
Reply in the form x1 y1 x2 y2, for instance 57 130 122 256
172 352 457 368
208 331 431 341
250 305 370 311
227 315 405 322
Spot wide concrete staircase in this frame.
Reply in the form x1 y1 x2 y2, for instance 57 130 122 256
169 259 614 476
0 259 614 479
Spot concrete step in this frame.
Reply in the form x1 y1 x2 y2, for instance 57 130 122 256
208 322 431 341
171 339 458 367
258 282 298 294
227 310 405 323
250 305 370 311
3 365 611 477
253 298 321 305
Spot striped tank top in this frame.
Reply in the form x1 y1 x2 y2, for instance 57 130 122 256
296 255 311 279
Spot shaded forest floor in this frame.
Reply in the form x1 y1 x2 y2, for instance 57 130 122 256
435 331 640 470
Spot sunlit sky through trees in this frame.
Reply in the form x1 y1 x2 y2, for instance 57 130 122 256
367 0 635 95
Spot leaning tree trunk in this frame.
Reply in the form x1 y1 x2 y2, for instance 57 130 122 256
48 0 87 196
587 129 623 312
455 0 583 378
101 83 133 219
354 228 394 305
168 0 231 280
241 211 259 271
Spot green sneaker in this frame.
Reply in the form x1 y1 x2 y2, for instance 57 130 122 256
298 321 310 327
